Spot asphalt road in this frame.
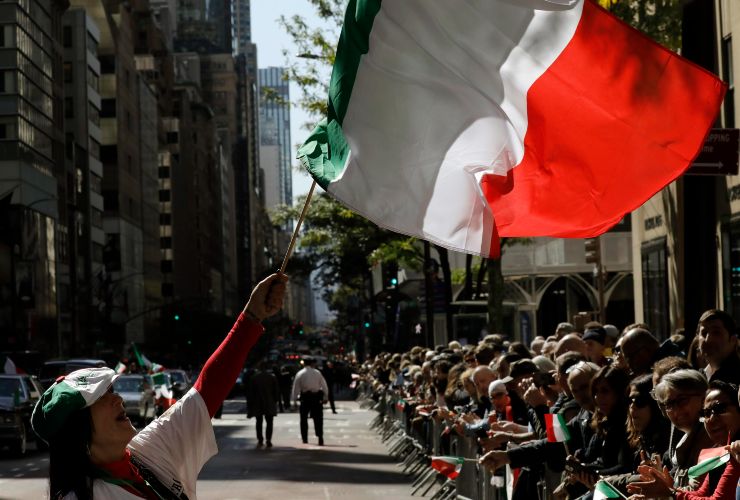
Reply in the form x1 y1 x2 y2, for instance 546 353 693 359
0 399 415 499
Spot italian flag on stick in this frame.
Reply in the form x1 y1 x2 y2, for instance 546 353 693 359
593 479 624 500
430 456 465 480
688 450 731 479
396 399 405 411
545 413 570 443
298 0 725 259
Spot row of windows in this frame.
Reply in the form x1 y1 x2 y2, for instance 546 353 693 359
14 20 52 77
63 26 98 56
17 49 52 95
18 94 51 131
18 71 52 118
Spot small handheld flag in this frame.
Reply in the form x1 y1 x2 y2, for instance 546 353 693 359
593 479 623 500
688 452 731 479
430 456 466 480
545 413 570 443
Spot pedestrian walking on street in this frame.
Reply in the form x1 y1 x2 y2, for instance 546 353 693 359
292 356 329 445
278 365 293 412
322 360 338 414
247 361 280 448
31 273 287 500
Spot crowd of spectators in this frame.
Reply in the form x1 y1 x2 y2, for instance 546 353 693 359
361 309 740 499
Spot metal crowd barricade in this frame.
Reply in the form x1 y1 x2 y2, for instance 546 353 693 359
367 390 513 500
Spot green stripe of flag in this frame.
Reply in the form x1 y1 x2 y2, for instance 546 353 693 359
688 452 731 479
593 479 622 500
297 0 382 188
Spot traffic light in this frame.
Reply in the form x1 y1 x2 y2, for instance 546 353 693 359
173 313 180 321
297 321 304 335
584 237 601 265
364 321 371 328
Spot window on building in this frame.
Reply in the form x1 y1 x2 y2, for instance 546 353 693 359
722 36 734 127
99 55 115 74
641 238 668 339
103 190 119 211
64 62 73 83
159 213 171 225
89 138 100 160
158 189 170 202
90 173 102 194
158 166 170 178
0 70 13 93
722 220 740 321
87 66 99 92
64 97 74 119
160 236 172 249
87 32 98 55
161 282 173 297
63 26 72 47
100 98 116 118
100 145 116 163
160 260 172 273
0 25 14 47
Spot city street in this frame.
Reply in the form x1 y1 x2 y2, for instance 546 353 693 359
0 400 415 500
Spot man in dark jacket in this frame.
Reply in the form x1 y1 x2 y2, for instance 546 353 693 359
247 361 280 447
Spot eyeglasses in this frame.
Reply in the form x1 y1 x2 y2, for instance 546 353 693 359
629 394 651 408
699 402 733 420
658 393 703 413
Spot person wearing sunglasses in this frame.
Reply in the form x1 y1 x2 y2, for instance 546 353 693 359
629 380 740 499
627 369 712 495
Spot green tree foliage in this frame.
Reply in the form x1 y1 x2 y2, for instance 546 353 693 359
599 0 682 51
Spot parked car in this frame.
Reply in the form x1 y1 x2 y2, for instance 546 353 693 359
0 374 45 455
113 374 156 425
0 403 26 455
39 358 107 389
164 369 191 399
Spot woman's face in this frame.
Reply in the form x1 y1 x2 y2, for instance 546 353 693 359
661 387 705 433
702 389 740 446
89 387 137 462
593 379 617 417
628 387 652 433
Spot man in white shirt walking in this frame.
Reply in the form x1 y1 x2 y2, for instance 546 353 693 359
292 357 329 445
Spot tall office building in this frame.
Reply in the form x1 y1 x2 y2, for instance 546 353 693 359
0 0 68 354
258 67 291 208
233 0 256 75
60 9 106 354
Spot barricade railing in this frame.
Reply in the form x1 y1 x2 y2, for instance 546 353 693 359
365 390 510 500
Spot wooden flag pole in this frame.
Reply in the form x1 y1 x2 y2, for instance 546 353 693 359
279 180 317 273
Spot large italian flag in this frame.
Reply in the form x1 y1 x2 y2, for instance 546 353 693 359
298 0 725 257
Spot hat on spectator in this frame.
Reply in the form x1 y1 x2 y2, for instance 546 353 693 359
488 380 507 396
582 327 607 344
532 355 556 373
603 324 620 341
502 359 538 384
31 367 119 443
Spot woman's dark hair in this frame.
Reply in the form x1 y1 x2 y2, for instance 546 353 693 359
687 336 706 370
706 380 740 408
626 374 669 452
590 365 630 436
48 407 94 500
